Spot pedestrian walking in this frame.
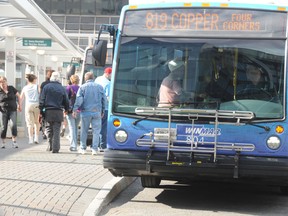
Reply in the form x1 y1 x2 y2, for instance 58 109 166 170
61 65 76 138
66 74 80 151
39 72 69 153
40 69 54 140
95 66 112 151
20 74 40 144
72 72 105 155
0 76 21 148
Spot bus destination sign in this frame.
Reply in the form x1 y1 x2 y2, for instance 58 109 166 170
145 11 260 31
123 8 286 38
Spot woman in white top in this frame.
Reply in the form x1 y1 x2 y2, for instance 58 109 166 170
20 74 40 144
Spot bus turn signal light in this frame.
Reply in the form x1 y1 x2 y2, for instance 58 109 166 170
275 125 284 134
113 119 121 127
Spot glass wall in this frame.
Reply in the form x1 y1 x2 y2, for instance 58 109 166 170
34 0 128 50
35 0 128 15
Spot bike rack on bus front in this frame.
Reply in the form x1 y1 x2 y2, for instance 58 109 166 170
135 107 255 163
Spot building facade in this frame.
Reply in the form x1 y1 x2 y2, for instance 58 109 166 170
34 0 129 50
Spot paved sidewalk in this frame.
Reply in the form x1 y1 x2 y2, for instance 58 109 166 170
0 135 134 216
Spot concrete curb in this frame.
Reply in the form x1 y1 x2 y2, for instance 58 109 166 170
84 176 136 216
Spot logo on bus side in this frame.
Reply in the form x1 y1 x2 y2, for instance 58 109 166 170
177 125 221 137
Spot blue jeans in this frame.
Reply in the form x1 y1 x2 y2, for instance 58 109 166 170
80 112 101 151
66 112 80 149
1 111 17 139
99 110 108 149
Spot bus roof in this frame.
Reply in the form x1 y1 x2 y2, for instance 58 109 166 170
127 0 288 10
129 0 288 6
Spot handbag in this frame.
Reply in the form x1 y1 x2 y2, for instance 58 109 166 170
68 87 76 113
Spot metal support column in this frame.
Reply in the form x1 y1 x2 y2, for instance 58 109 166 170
4 36 16 86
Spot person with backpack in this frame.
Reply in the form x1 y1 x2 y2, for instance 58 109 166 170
65 74 80 151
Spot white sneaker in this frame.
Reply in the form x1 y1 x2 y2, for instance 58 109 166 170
1 143 5 148
91 149 98 155
34 137 39 144
12 142 18 148
78 149 86 155
29 138 33 145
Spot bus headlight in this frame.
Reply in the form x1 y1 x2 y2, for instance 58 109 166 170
115 130 128 143
266 136 281 150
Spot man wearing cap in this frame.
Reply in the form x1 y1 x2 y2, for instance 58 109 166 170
94 67 112 151
39 72 69 153
158 59 192 107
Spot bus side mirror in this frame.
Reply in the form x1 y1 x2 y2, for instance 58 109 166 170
92 40 107 66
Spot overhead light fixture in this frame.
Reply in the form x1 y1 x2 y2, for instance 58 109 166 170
30 46 37 50
5 28 14 37
51 56 58 62
37 50 45 55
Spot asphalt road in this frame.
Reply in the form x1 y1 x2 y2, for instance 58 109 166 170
100 178 288 216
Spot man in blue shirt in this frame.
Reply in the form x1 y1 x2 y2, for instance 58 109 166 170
94 67 112 151
72 72 106 155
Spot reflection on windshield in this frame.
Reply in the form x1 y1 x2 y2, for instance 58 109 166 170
113 38 284 119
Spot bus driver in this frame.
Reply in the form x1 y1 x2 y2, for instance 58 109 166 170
237 63 275 100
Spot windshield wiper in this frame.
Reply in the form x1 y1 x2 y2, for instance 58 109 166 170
247 121 270 131
132 114 155 126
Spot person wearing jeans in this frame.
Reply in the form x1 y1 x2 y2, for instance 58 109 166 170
65 75 80 151
1 111 18 147
72 72 105 155
94 67 112 150
0 76 21 149
80 113 101 154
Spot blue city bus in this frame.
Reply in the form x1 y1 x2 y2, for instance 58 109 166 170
91 1 288 193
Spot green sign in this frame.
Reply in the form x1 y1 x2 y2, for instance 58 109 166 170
22 38 52 47
63 62 80 68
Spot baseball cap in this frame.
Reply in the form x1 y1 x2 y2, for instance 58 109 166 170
168 59 184 72
104 67 112 74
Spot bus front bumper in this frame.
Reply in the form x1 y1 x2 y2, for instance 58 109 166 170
103 149 288 183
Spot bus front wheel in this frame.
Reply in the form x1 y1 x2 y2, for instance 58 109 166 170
141 176 161 188
280 186 288 195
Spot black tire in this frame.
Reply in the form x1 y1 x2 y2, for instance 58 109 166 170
280 186 288 195
141 176 161 188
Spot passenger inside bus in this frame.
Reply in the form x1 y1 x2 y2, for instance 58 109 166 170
158 58 194 107
204 50 237 102
237 63 276 100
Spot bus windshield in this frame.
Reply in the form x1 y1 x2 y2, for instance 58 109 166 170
113 37 284 119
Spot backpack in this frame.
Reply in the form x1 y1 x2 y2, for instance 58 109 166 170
68 86 76 113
